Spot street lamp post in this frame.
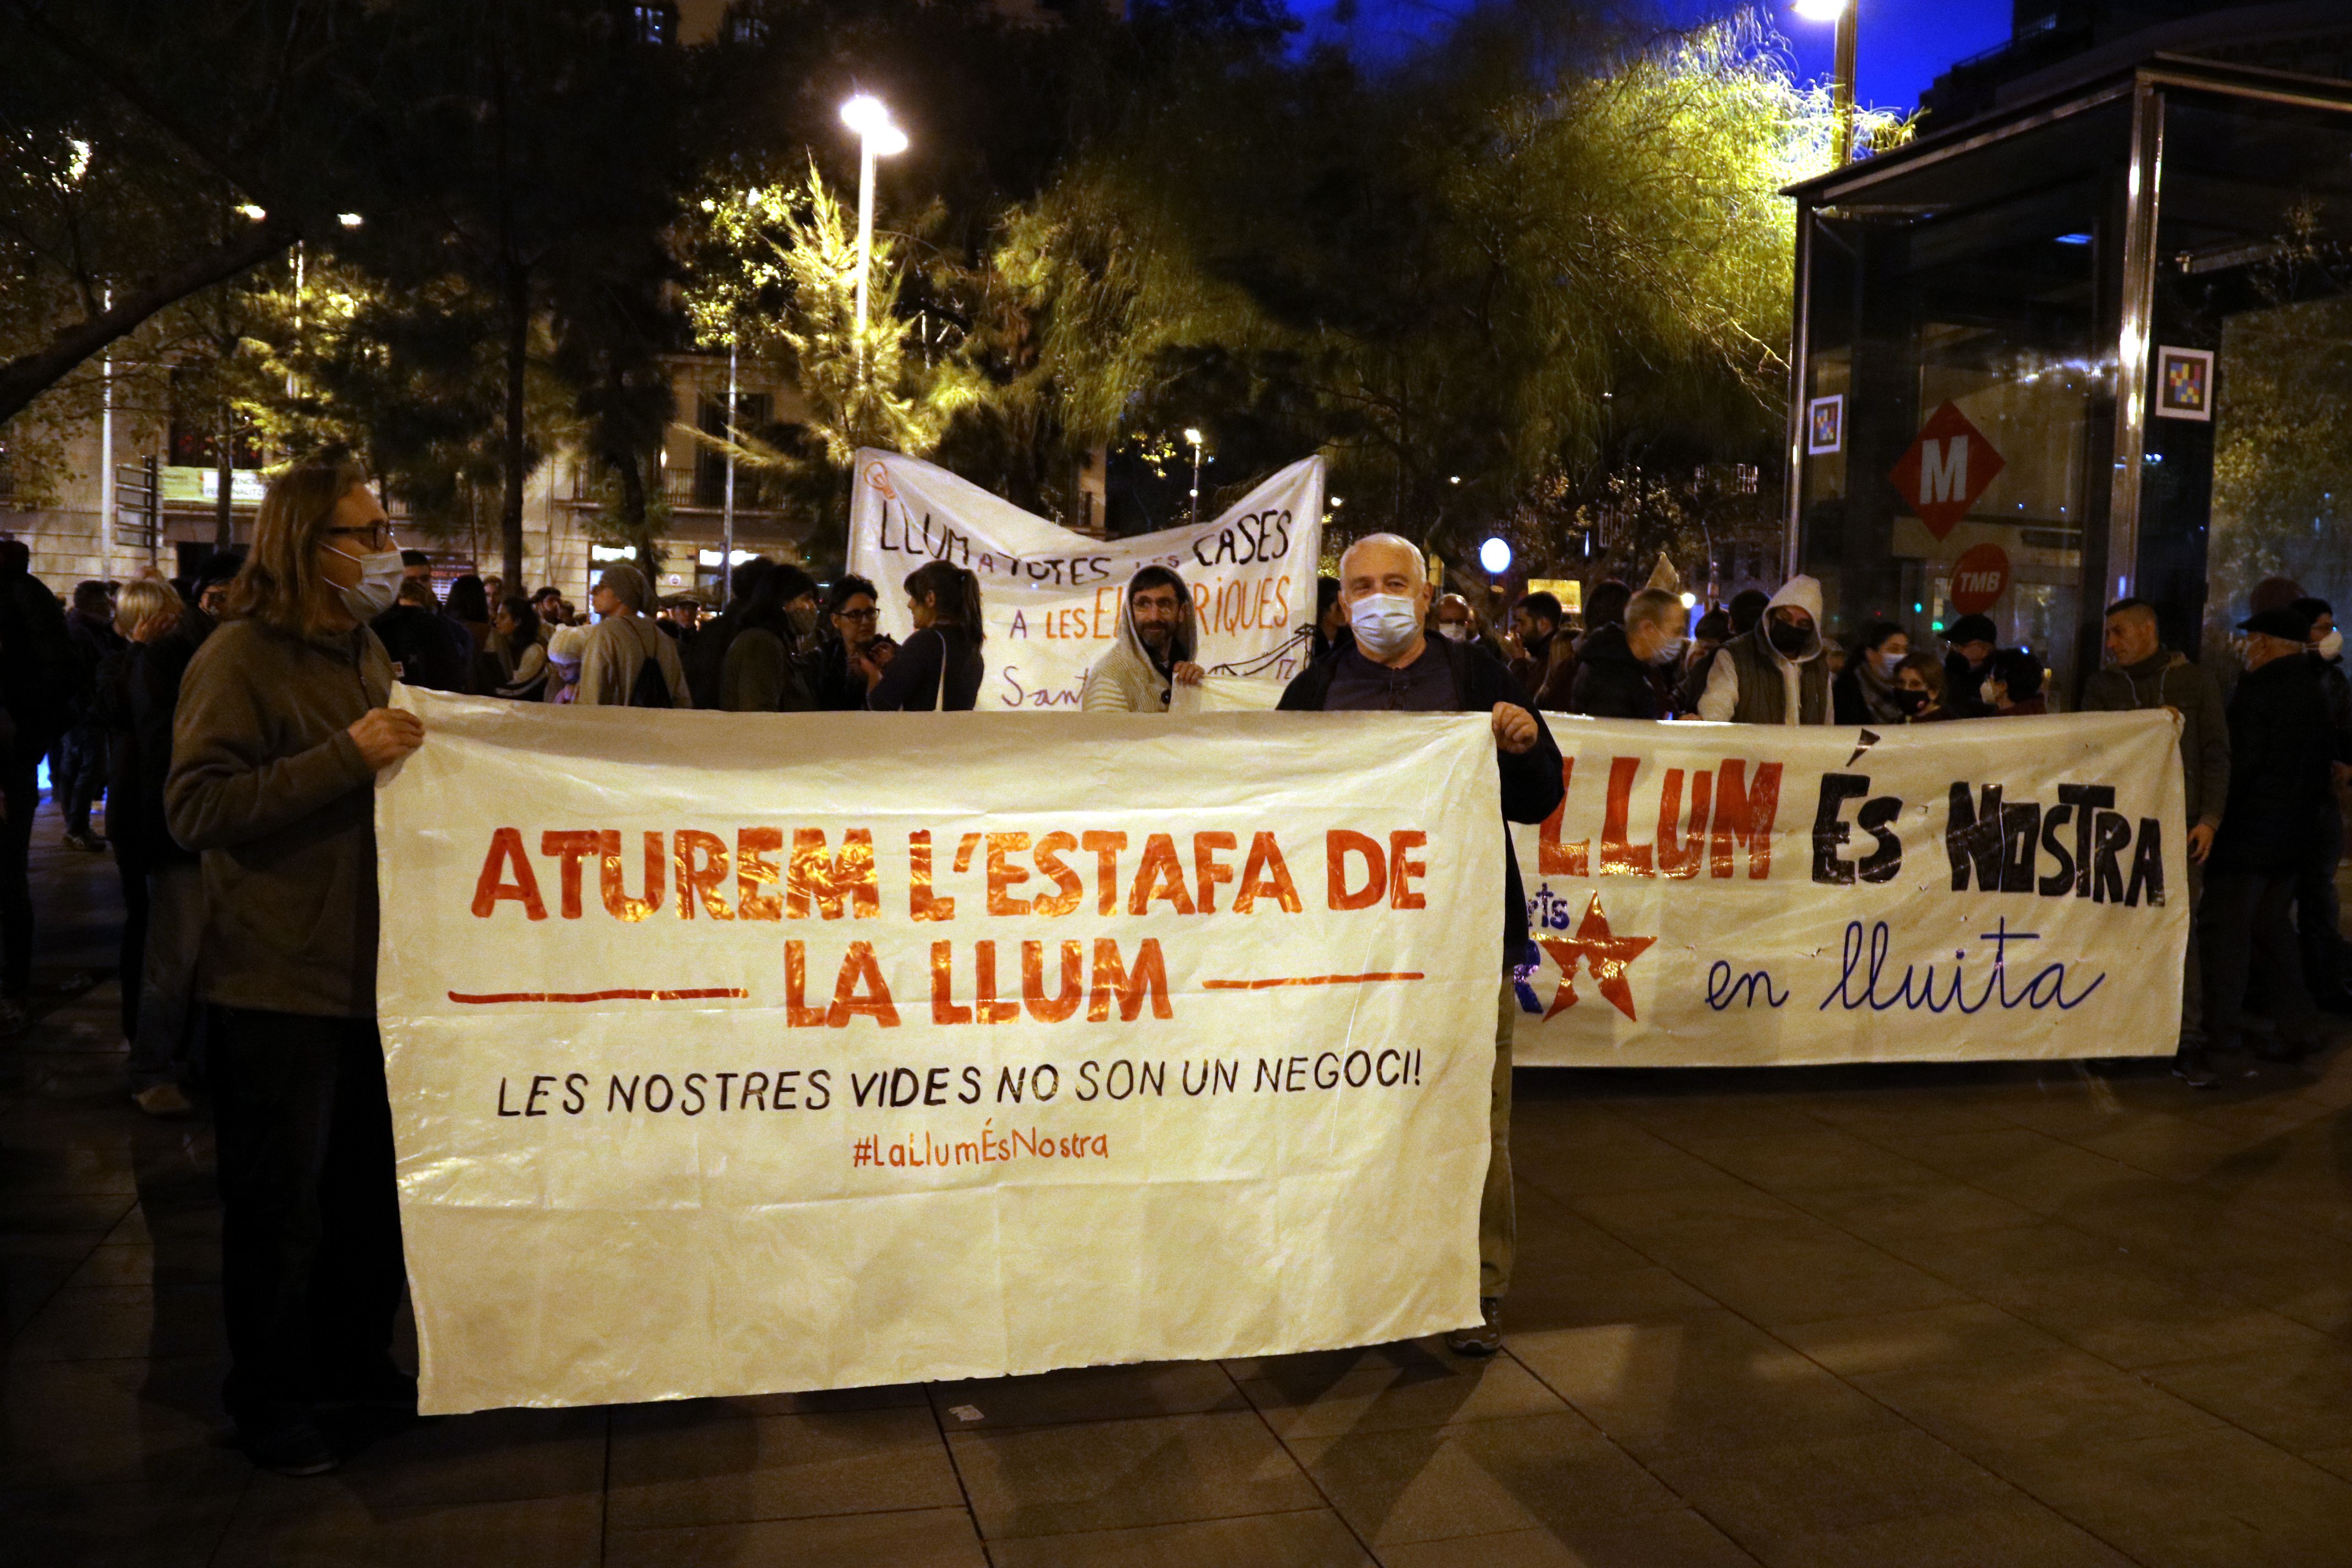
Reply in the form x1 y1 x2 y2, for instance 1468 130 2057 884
1794 0 1858 167
722 340 737 605
1184 427 1204 529
839 94 910 373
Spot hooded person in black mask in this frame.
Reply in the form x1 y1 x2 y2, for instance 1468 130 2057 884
1696 575 1832 725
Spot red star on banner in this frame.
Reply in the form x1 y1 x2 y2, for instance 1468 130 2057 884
1538 894 1657 1021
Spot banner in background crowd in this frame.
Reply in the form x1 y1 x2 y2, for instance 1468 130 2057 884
375 691 1499 1414
1502 711 2188 1067
846 449 1324 710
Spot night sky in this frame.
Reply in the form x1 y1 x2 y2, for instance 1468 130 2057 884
1291 0 2017 113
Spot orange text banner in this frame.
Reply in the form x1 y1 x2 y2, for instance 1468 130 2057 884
1505 711 2189 1067
374 690 1500 1414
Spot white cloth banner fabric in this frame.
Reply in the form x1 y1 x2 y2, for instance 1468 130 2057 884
846 449 1324 709
1505 711 2189 1066
375 689 1498 1414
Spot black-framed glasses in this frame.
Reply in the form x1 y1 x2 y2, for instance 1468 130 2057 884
835 608 880 622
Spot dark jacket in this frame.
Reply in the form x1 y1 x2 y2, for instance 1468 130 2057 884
1943 651 1995 718
720 624 816 712
372 603 472 693
97 636 199 868
2315 654 2352 732
868 625 982 711
1568 623 1661 720
1280 636 1565 961
0 569 79 764
1674 645 1723 717
810 636 868 711
2208 654 2351 875
2081 648 2230 831
166 618 394 1017
63 608 125 728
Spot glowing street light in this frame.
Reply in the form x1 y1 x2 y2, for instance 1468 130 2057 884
1479 537 1512 575
337 211 364 228
1184 427 1205 528
1792 0 1859 168
840 94 910 366
237 203 266 221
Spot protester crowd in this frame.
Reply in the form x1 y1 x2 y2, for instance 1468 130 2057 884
0 457 2339 1474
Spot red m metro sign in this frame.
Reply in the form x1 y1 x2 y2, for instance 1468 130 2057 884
1889 401 2005 541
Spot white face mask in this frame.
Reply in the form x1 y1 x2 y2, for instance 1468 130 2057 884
328 545 404 621
1349 593 1423 660
2321 629 2344 661
1980 678 2003 705
1877 650 1905 677
1436 623 1471 643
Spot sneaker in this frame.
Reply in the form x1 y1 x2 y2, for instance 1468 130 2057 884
1445 1297 1504 1357
239 1414 338 1477
2171 1052 2219 1089
62 830 106 853
132 1083 193 1117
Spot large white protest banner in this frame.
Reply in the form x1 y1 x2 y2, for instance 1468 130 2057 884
375 690 1499 1414
846 448 1323 710
1504 711 2188 1067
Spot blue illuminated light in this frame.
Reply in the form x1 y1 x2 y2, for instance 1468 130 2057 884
2055 233 2092 246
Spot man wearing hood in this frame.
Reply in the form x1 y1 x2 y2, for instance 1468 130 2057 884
1696 575 1832 725
1081 566 1205 712
1278 533 1565 1358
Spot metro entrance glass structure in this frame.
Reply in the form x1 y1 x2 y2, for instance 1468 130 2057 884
1784 54 2352 696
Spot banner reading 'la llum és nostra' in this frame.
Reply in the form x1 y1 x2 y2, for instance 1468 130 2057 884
1501 710 2188 1068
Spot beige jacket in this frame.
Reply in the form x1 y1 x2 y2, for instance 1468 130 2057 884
165 618 393 1018
576 611 691 707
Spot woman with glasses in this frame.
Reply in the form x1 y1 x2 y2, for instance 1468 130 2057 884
164 458 424 1477
812 573 886 710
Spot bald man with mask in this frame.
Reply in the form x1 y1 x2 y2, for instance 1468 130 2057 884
1279 533 1564 1355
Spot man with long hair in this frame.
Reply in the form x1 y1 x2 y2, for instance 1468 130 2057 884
1081 565 1204 712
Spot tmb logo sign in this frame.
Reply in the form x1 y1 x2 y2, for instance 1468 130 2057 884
1890 402 2004 541
1949 542 2011 614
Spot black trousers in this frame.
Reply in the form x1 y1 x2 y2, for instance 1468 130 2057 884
114 851 150 1041
1 761 36 997
2295 805 2348 1001
57 726 105 836
2201 871 2315 1047
211 1007 405 1425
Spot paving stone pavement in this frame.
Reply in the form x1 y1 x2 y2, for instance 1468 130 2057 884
5 796 2352 1566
